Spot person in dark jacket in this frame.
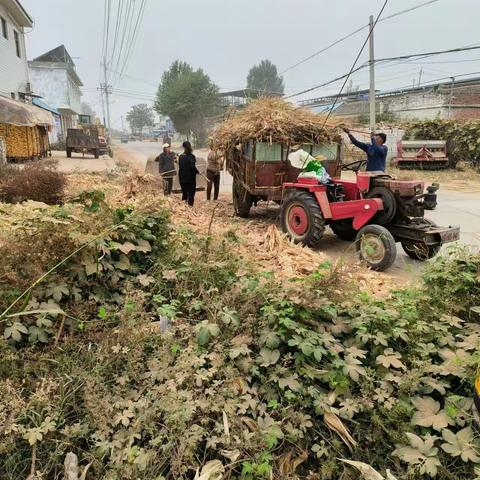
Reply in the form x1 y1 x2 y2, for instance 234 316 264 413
342 127 388 172
156 143 176 195
178 141 199 206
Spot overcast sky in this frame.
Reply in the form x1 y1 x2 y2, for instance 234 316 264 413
22 0 480 129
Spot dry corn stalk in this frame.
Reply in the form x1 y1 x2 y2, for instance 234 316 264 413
324 411 357 450
210 97 342 153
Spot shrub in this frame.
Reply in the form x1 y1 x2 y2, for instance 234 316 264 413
0 161 66 204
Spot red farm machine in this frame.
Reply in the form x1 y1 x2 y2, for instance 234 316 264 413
393 140 449 169
216 98 459 271
226 141 459 271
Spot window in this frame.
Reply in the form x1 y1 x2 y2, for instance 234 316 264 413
14 30 20 58
1 16 7 39
255 142 283 162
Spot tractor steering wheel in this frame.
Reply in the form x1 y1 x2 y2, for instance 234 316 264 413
342 160 367 172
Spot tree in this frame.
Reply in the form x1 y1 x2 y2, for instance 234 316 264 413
126 104 154 135
155 60 220 146
246 59 284 96
81 102 97 119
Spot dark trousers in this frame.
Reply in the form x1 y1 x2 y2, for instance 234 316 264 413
162 176 173 195
206 169 220 200
180 181 196 206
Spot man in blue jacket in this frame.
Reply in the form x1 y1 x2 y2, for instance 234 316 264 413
342 127 388 172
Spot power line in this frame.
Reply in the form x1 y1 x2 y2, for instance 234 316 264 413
379 69 480 93
280 0 440 75
118 0 147 80
373 44 480 65
286 44 480 99
108 0 125 81
111 0 134 84
321 0 389 128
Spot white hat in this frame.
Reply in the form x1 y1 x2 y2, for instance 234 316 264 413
163 143 170 148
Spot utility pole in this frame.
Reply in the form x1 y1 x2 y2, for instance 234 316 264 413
448 76 455 118
101 57 112 137
120 115 125 132
100 87 106 127
369 15 376 132
417 68 423 87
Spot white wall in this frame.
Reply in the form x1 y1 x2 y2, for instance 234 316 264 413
381 91 449 121
0 2 28 98
29 63 82 114
29 66 69 109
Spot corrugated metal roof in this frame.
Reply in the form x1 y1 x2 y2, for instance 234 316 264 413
310 101 345 114
32 97 60 116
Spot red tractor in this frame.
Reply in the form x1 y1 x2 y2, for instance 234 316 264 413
281 160 460 271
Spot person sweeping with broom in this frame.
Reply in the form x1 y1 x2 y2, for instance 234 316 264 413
156 143 176 196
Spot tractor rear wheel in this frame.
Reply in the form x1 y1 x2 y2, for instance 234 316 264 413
232 177 253 218
281 190 325 247
401 219 441 261
367 186 397 225
355 224 397 271
331 219 357 241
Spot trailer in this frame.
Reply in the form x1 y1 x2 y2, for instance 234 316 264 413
66 127 101 159
228 140 342 217
393 140 449 169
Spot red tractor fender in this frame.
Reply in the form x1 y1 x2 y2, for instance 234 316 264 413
283 179 383 231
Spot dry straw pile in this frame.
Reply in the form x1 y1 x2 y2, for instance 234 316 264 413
210 97 342 152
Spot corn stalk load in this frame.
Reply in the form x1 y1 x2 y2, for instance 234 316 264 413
210 97 342 153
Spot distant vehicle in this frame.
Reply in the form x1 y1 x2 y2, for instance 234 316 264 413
66 127 101 159
120 134 129 144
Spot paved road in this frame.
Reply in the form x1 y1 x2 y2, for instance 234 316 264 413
113 141 479 242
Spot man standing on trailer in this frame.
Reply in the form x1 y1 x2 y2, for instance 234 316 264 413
342 127 388 172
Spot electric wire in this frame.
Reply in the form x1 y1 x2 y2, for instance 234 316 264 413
118 0 147 80
280 0 439 75
111 0 134 85
108 0 125 79
286 44 480 99
320 0 389 128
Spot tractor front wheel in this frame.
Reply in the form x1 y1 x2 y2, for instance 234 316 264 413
281 190 325 247
232 177 253 218
355 224 397 271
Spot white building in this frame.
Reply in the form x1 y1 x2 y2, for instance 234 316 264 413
29 45 83 138
0 0 33 100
